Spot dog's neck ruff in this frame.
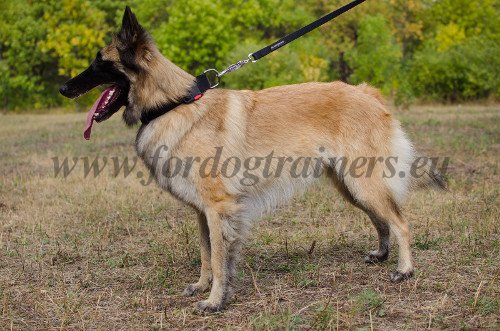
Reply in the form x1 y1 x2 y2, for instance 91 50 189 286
140 73 212 125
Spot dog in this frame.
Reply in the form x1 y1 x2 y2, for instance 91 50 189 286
60 7 446 313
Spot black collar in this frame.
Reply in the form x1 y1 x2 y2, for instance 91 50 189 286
140 73 213 125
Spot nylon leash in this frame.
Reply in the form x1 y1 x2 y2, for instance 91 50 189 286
252 0 366 61
203 0 366 88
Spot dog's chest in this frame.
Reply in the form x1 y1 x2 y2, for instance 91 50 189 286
136 122 204 210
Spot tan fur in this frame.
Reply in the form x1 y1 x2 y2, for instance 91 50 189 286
357 82 386 106
95 11 444 312
132 76 416 311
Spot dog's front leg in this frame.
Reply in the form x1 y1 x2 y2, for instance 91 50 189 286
183 213 212 296
196 209 232 313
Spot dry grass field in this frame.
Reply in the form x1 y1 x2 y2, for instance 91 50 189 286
0 105 498 330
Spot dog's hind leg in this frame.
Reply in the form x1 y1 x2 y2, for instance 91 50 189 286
364 214 390 264
390 219 413 282
329 171 390 264
183 213 212 297
359 197 414 282
361 200 413 281
329 170 413 282
373 202 414 282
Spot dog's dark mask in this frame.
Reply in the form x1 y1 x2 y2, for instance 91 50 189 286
59 6 145 139
59 51 130 123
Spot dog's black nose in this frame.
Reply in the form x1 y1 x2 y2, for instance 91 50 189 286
59 85 68 96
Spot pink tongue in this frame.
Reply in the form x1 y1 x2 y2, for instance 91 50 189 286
84 88 111 140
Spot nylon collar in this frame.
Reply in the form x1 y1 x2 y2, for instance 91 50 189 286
140 73 212 125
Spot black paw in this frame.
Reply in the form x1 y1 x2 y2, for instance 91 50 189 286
196 300 224 314
364 250 388 264
390 270 414 283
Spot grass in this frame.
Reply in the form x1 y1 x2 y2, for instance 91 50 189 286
0 104 499 330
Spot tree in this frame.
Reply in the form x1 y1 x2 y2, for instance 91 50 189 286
346 15 402 94
0 1 52 109
39 0 109 78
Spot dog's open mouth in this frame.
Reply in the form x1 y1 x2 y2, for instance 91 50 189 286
84 85 127 140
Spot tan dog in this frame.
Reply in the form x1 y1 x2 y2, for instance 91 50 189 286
60 7 446 313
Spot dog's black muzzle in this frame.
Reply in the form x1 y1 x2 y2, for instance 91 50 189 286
59 52 129 99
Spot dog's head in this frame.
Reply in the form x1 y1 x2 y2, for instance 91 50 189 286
60 7 170 138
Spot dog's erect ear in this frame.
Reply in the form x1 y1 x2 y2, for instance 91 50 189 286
117 6 151 71
118 6 144 44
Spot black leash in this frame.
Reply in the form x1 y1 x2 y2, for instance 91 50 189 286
141 0 366 125
251 0 366 61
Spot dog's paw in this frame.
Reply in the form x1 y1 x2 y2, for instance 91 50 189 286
364 250 389 264
182 283 209 297
195 300 224 314
390 270 414 283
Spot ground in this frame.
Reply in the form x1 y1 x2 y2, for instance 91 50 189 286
0 104 498 330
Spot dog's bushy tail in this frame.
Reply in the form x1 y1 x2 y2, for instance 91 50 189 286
410 157 448 191
384 121 447 207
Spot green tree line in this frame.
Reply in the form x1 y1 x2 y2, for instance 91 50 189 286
0 0 498 111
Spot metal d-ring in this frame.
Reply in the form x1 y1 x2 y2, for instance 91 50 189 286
203 68 221 89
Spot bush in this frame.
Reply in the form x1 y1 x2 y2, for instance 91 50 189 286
409 37 499 102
